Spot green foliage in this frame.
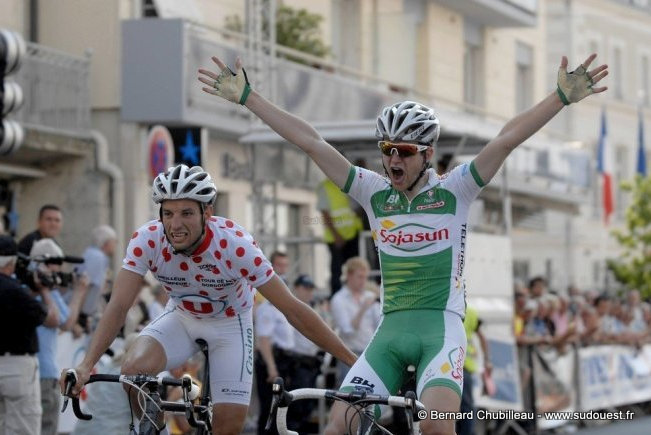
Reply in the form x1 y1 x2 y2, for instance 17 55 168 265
608 175 651 298
224 5 329 63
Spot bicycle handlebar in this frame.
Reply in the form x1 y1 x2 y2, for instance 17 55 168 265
62 370 199 421
267 377 426 435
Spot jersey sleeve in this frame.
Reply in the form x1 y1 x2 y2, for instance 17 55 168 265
341 166 389 209
443 161 486 204
220 221 275 288
122 222 159 276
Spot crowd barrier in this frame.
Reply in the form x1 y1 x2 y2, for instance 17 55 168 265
476 338 651 433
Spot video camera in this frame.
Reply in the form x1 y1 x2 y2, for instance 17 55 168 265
18 253 84 289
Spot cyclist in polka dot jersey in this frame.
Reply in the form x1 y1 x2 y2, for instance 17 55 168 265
124 217 269 320
60 164 357 435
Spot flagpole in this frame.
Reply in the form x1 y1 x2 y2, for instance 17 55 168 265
638 90 647 177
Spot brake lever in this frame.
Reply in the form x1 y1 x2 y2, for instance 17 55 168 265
265 377 285 431
61 369 77 413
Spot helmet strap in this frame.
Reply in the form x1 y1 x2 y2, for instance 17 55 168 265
160 202 208 257
406 152 431 192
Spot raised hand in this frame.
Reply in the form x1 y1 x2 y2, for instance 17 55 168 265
557 53 608 105
198 56 251 105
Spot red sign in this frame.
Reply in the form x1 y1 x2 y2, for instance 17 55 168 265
147 126 174 182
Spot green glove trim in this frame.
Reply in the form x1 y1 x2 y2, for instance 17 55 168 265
239 83 252 105
557 86 571 106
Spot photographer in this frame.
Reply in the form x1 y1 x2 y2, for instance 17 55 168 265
16 204 63 283
29 239 89 435
0 235 48 434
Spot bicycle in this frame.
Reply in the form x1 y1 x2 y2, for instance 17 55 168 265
62 338 213 435
265 377 426 435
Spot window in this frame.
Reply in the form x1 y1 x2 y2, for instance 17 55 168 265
516 42 534 112
613 47 623 100
332 0 361 69
142 0 158 17
463 20 484 108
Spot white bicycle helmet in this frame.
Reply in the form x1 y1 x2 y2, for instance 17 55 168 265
376 101 440 145
152 164 217 205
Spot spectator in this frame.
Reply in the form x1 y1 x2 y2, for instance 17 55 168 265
330 257 381 382
529 276 547 299
526 298 553 339
254 293 295 435
456 306 491 435
79 225 117 332
270 251 290 284
254 251 290 306
0 235 48 434
148 284 170 320
568 286 583 316
578 304 600 345
594 293 615 343
513 286 529 337
16 205 63 283
30 238 89 435
627 290 645 332
288 274 323 433
316 177 363 295
518 300 551 346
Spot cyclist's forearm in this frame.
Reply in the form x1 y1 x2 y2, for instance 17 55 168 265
287 305 357 366
246 91 323 155
497 92 563 150
80 301 128 370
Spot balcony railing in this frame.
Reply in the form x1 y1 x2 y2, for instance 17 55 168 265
13 43 91 133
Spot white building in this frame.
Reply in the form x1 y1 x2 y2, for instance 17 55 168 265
2 0 649 293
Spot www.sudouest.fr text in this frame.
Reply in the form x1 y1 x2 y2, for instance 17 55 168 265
423 409 635 421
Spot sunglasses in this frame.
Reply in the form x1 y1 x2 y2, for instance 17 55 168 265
378 141 430 158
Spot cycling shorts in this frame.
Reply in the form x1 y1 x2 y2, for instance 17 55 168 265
340 309 466 399
140 305 255 405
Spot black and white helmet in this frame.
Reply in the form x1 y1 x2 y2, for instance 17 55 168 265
152 164 217 205
376 101 440 145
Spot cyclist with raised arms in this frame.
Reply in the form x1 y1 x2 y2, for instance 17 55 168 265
199 54 607 434
59 164 357 435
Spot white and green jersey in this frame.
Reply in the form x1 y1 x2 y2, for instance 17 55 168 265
343 162 485 317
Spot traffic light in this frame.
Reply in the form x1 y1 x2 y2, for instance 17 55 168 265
0 29 26 155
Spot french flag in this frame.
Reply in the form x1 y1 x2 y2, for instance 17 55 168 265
596 109 614 224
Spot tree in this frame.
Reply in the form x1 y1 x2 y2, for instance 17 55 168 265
225 5 329 63
608 175 651 298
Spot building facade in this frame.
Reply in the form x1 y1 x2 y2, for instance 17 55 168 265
2 0 649 293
